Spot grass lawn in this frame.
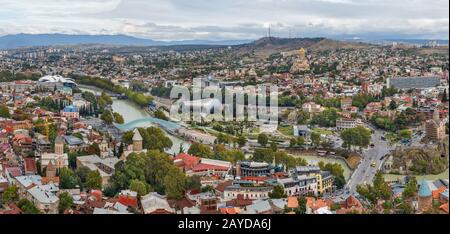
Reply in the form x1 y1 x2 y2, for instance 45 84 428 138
278 125 293 136
312 128 334 136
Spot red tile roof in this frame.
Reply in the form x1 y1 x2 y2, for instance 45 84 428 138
192 163 229 172
24 158 37 174
174 153 200 171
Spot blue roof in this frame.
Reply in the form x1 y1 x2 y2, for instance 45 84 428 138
418 180 432 197
63 105 78 113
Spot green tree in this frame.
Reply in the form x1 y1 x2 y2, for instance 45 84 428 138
164 167 188 199
187 175 202 191
0 105 11 118
59 168 79 189
257 133 269 147
270 142 278 152
154 109 169 121
296 136 305 147
389 100 398 110
252 148 274 163
295 196 307 214
113 112 125 124
58 192 74 214
188 143 213 158
2 185 19 203
236 135 247 147
100 109 114 125
311 132 321 147
129 179 150 197
402 177 418 199
341 126 372 150
289 138 297 148
398 129 412 140
357 170 391 205
17 199 40 214
75 166 91 186
269 185 287 199
85 170 102 190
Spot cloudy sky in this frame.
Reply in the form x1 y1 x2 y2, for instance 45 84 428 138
0 0 448 40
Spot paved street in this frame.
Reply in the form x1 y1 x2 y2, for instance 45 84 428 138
345 128 393 195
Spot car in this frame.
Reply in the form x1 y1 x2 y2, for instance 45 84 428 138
371 162 376 167
370 144 375 148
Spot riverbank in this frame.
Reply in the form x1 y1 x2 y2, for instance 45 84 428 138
81 86 190 156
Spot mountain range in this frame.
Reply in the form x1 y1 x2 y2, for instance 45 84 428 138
0 34 253 49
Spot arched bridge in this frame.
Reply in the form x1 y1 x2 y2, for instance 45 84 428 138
114 117 181 133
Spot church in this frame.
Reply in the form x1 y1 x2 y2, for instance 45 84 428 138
120 128 147 161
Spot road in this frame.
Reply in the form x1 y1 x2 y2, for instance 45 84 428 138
345 128 393 195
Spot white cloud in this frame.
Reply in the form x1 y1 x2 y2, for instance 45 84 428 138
0 0 448 39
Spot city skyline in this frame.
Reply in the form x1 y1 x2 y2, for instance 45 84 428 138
0 0 448 41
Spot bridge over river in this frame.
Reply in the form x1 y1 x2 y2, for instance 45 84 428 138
114 117 181 133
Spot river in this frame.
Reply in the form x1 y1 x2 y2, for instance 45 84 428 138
80 86 190 155
292 154 352 180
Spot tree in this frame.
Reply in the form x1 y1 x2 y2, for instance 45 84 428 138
389 100 397 110
59 168 79 189
140 127 173 151
187 175 202 191
341 126 372 150
442 89 448 102
113 112 125 124
319 162 346 189
311 132 321 147
100 109 114 125
17 199 40 214
398 129 412 140
296 136 305 147
164 167 188 199
109 150 189 198
402 177 418 199
0 105 10 118
188 143 213 158
257 133 269 147
252 148 274 163
75 166 91 186
154 109 169 121
2 185 19 203
85 170 102 191
58 192 74 214
270 142 278 152
295 196 307 214
236 135 247 147
217 133 230 145
129 179 150 197
357 170 391 205
373 170 392 200
269 185 287 199
290 138 297 148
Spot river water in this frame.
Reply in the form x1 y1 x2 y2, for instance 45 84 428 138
80 86 190 155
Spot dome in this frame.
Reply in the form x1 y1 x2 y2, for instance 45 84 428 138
418 180 432 197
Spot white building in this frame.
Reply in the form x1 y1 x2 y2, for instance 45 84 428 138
336 118 364 130
76 155 120 188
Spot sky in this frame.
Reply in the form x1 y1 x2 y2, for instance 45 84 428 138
0 0 448 40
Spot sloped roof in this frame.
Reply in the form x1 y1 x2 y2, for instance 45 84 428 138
419 180 432 197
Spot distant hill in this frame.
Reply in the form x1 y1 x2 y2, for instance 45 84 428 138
0 33 252 49
235 37 377 58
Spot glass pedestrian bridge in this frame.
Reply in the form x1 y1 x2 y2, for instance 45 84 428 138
114 117 181 132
